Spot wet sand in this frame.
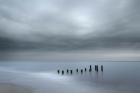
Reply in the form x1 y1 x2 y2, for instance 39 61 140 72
0 83 33 93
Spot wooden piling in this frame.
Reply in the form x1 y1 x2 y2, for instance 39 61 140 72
62 70 64 75
101 65 103 72
76 68 78 72
70 70 73 74
81 69 83 73
57 70 60 74
96 65 98 72
85 68 87 71
90 65 92 69
67 69 69 73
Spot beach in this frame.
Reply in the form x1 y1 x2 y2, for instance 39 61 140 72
0 83 33 93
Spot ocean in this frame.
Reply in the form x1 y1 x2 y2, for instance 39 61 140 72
0 61 140 93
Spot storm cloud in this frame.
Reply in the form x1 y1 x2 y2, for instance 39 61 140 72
0 0 140 61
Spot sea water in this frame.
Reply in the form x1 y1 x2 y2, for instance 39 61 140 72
0 61 140 93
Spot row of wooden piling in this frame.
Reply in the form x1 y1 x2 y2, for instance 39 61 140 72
57 65 103 75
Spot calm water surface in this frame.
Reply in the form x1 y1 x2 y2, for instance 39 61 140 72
0 61 140 93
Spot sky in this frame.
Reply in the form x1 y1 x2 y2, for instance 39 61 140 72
0 0 140 61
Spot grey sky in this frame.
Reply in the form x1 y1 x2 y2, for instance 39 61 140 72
0 0 140 61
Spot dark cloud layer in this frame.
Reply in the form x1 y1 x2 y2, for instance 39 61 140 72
0 0 140 52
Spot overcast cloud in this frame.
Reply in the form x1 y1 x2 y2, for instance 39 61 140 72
0 0 140 61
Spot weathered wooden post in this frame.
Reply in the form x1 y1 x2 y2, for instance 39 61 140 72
89 65 92 72
85 68 87 72
70 70 73 74
62 70 64 75
76 68 78 72
57 70 60 74
67 69 69 73
101 65 103 72
95 65 98 72
90 65 92 70
81 69 83 74
96 65 98 72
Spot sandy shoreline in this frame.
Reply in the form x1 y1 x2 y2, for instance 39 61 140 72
0 83 33 93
